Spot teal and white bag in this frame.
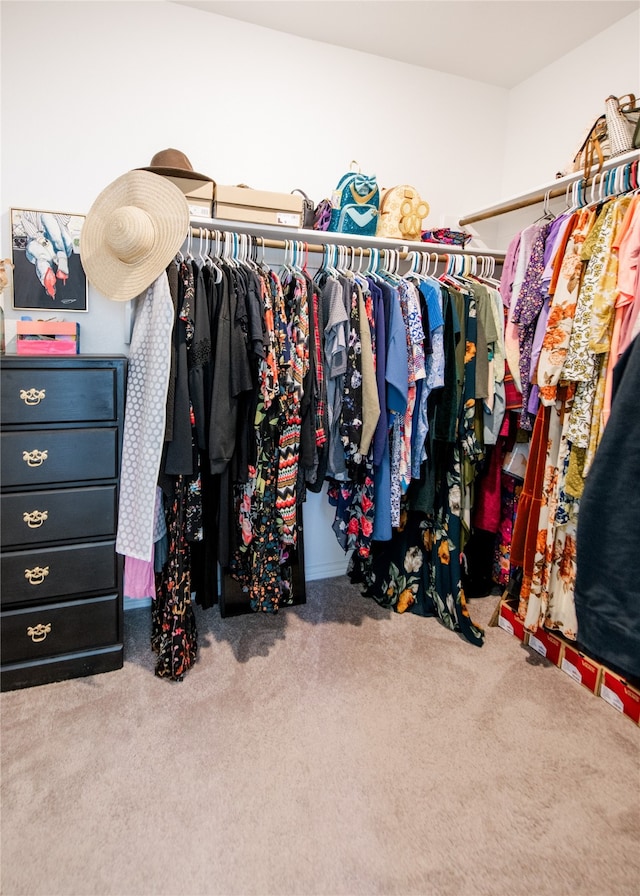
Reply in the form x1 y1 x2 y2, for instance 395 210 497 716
329 161 380 236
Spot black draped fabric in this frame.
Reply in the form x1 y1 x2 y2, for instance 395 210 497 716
575 335 640 679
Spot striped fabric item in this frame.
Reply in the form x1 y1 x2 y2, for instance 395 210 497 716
276 273 309 545
276 414 302 543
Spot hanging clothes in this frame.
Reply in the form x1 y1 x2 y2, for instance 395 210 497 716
118 231 508 680
117 272 174 562
343 253 504 647
502 180 639 647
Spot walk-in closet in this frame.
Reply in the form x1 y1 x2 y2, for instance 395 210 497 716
1 3 639 896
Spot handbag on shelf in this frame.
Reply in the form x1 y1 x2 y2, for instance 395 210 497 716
605 94 639 156
291 189 315 229
328 161 380 236
558 93 640 179
313 198 333 231
376 184 430 241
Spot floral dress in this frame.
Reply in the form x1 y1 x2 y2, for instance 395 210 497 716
518 394 579 639
327 280 376 558
152 477 198 680
536 210 592 407
231 269 308 612
348 444 484 647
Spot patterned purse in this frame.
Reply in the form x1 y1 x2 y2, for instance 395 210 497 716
376 185 429 241
558 93 640 178
313 198 333 231
328 161 380 236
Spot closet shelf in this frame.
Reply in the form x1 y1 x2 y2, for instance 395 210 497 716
188 216 506 260
459 148 640 226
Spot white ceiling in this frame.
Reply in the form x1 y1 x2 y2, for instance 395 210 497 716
175 0 638 88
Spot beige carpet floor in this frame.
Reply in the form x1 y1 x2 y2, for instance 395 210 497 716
1 576 639 896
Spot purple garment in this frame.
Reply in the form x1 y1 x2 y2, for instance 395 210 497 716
500 232 522 308
528 294 552 415
541 214 571 290
512 222 551 430
527 215 569 415
368 277 388 468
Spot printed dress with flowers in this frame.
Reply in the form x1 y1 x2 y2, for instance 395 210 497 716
152 477 198 679
536 210 592 408
349 296 484 645
563 202 622 457
152 264 200 680
328 280 376 559
518 393 578 639
231 269 308 612
458 288 485 538
412 446 484 646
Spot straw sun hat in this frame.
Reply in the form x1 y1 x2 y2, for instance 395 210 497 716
80 169 189 302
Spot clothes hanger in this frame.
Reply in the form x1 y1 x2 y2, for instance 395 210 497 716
257 236 271 275
223 231 237 268
185 228 195 261
280 239 293 279
405 250 424 281
300 242 310 276
198 229 209 268
363 246 381 281
325 243 340 279
426 252 441 281
207 231 223 284
533 189 556 224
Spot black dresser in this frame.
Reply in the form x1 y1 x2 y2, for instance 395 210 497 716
1 355 127 690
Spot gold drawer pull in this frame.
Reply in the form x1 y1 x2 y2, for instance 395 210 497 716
23 510 49 528
27 623 52 643
22 449 48 467
24 565 49 585
20 388 46 406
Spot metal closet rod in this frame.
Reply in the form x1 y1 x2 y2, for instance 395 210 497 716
189 226 505 262
459 149 640 226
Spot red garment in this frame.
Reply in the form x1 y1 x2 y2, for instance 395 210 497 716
472 441 504 533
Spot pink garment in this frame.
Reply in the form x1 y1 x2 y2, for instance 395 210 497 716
500 233 521 308
615 197 640 356
124 550 155 599
603 198 640 424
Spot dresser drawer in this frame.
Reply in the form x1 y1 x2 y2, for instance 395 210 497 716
1 428 118 488
1 594 120 664
1 366 118 425
1 485 117 548
1 541 118 607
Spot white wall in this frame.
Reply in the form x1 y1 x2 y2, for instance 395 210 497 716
492 9 640 247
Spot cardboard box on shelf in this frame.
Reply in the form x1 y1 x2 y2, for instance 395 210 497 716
214 184 303 228
526 627 564 666
497 600 528 644
16 320 79 355
163 175 215 218
560 643 603 695
599 669 640 725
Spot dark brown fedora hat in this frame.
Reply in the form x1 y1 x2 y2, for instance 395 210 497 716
141 148 215 185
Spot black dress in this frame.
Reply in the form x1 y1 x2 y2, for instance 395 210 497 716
575 334 640 680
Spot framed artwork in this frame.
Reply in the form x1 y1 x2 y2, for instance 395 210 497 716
11 208 88 312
